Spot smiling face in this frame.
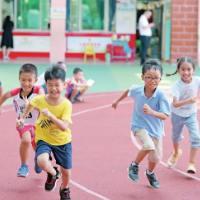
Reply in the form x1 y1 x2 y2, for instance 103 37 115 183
177 62 195 84
142 69 162 90
19 72 37 94
46 78 66 99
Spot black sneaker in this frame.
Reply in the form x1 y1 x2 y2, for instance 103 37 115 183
145 170 160 188
45 167 60 192
127 164 139 182
59 186 71 200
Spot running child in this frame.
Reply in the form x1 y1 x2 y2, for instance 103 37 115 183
166 57 200 173
0 63 45 177
35 61 67 94
112 59 170 188
17 64 72 200
65 68 89 103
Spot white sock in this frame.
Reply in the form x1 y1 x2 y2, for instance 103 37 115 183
147 168 154 175
131 161 139 166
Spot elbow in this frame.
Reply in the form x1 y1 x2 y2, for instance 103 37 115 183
173 104 178 108
162 115 168 120
60 125 69 132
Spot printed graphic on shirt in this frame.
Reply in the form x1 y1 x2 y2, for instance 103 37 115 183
179 88 194 109
38 118 59 135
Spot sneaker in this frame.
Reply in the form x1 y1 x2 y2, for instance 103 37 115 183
145 170 160 188
167 149 182 168
17 164 29 177
34 159 42 174
187 163 196 174
59 186 71 200
127 164 139 182
45 167 60 192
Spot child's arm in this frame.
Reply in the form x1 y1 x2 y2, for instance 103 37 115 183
173 97 196 108
112 89 129 109
72 81 88 87
143 104 167 120
41 108 69 131
16 103 35 127
0 91 11 114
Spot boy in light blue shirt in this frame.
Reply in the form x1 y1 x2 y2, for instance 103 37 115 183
112 59 170 188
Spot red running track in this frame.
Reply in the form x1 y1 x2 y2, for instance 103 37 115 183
0 92 200 200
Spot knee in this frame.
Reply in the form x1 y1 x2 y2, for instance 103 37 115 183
21 138 31 146
61 169 71 177
143 141 155 151
37 156 49 169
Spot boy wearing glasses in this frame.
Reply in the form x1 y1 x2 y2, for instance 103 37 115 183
112 59 170 188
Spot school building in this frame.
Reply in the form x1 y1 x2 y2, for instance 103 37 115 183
0 0 199 65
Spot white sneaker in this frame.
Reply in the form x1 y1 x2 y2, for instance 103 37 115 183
187 163 196 174
167 149 182 168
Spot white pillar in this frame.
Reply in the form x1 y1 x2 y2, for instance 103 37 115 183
50 0 66 63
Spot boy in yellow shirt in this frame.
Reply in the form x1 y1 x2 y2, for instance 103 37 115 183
17 64 72 200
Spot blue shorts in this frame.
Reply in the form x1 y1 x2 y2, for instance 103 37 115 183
35 140 72 169
68 88 81 99
41 83 48 94
171 113 200 148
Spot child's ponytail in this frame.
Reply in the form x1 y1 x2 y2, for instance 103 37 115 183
166 57 196 77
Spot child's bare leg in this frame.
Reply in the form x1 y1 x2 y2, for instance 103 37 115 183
60 167 71 189
189 148 198 163
37 153 56 175
148 162 156 172
135 149 151 164
20 130 32 164
173 143 180 154
76 86 89 100
69 88 79 100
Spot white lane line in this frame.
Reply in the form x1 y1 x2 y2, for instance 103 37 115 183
130 132 200 181
69 180 110 200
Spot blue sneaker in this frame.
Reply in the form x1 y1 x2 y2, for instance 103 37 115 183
17 164 29 177
34 159 42 174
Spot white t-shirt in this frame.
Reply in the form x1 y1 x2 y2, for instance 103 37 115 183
35 72 45 86
170 77 200 117
139 15 152 37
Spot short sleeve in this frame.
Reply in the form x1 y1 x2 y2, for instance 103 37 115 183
140 15 148 27
62 101 73 125
159 92 171 116
127 85 137 98
170 83 180 99
30 96 39 108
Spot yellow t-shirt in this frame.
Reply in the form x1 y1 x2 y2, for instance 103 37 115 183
30 95 73 146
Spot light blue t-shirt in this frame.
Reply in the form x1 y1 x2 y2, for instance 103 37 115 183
128 85 170 139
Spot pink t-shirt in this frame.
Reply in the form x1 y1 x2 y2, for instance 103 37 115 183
65 77 84 98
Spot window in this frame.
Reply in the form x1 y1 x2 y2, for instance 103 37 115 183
17 0 40 29
81 0 104 30
67 0 112 32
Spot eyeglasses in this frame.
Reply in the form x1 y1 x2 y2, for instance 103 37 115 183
144 76 162 82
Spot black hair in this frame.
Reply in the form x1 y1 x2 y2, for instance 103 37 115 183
73 68 83 74
166 57 196 77
19 63 37 77
142 59 163 76
3 15 10 28
45 64 66 83
57 61 65 66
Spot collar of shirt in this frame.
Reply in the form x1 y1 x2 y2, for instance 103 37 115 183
140 86 158 99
